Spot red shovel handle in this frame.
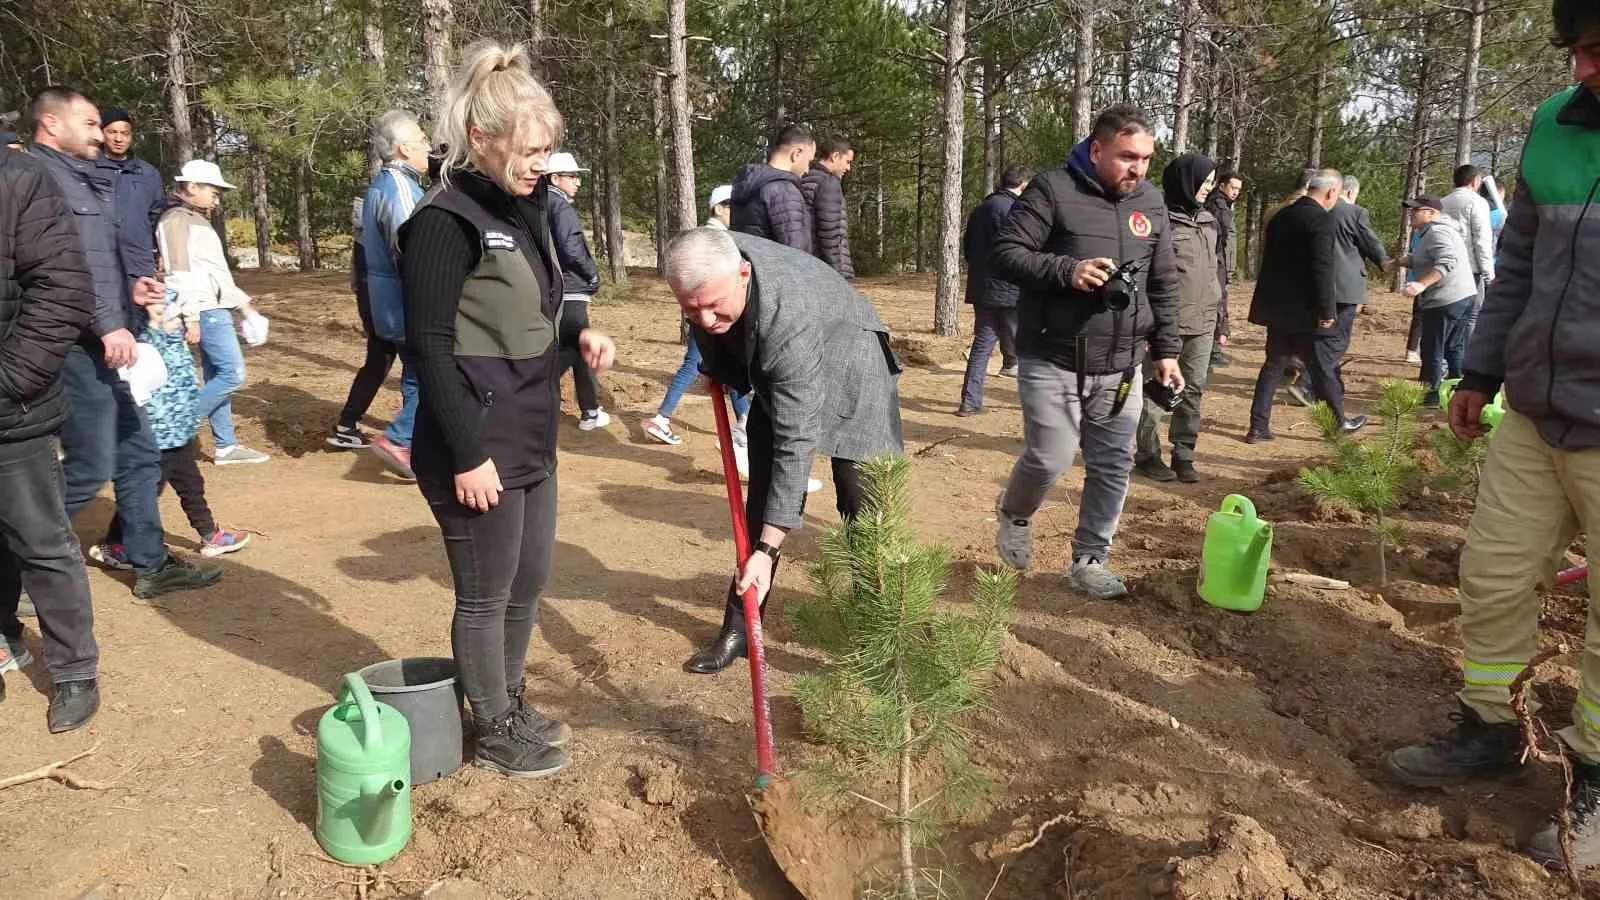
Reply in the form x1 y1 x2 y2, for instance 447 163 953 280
708 380 776 789
1557 563 1588 587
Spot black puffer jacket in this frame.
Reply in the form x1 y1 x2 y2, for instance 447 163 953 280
730 163 812 253
990 139 1181 374
0 151 95 442
30 143 133 341
800 162 854 278
545 183 599 296
963 189 1021 307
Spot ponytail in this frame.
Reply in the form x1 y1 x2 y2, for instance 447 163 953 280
434 40 563 186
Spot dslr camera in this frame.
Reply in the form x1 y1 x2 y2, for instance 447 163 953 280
1099 259 1143 312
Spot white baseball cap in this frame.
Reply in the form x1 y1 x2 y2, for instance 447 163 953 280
709 184 733 209
174 159 236 190
546 152 589 175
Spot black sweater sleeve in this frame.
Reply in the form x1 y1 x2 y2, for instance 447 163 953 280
401 206 490 474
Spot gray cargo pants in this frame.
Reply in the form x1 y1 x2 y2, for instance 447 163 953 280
1135 333 1214 464
999 357 1140 563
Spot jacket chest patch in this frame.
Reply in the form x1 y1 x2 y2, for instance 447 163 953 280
484 231 518 252
1128 211 1152 239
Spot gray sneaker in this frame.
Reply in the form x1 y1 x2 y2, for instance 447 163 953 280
214 445 270 466
995 494 1032 570
1069 557 1129 600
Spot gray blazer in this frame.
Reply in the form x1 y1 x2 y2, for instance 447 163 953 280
695 232 904 529
1328 199 1389 306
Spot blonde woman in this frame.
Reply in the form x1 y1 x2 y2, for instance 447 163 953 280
401 41 616 778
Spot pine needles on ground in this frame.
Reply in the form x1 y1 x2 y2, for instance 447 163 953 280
1297 380 1424 585
787 455 1016 900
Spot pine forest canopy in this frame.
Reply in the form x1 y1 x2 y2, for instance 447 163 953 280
0 0 1572 329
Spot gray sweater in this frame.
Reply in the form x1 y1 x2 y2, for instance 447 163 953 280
1410 216 1477 310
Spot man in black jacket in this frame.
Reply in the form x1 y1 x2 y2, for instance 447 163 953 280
0 148 101 731
989 105 1182 601
1245 168 1368 441
800 135 855 277
545 152 609 430
1204 170 1241 366
730 125 814 252
957 165 1032 415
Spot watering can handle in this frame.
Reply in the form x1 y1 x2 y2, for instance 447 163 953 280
1220 494 1257 521
339 672 384 753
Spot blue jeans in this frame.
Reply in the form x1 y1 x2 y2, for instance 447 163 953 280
959 305 1017 411
197 309 246 448
1420 296 1473 398
658 338 749 420
57 345 169 574
385 356 419 447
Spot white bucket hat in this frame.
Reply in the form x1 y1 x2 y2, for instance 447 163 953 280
174 159 236 190
709 184 733 209
546 152 589 175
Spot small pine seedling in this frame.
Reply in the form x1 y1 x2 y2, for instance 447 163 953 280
1298 380 1424 585
1427 427 1490 495
788 455 1016 900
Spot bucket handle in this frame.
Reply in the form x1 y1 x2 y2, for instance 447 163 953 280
339 672 384 753
1219 494 1257 522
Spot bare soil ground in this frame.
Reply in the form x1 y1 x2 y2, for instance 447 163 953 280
1 270 1592 899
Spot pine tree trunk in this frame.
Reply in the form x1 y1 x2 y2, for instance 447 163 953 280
1228 79 1247 169
897 716 915 899
668 0 698 231
1172 0 1198 153
1118 27 1133 104
295 158 314 272
422 0 454 104
770 0 786 132
875 155 886 261
166 13 194 164
1455 0 1484 165
590 173 608 263
981 56 998 192
602 7 627 287
1400 20 1433 286
364 0 386 174
528 0 544 67
1307 60 1326 167
932 0 967 337
914 134 926 273
252 151 271 269
1201 40 1219 159
1072 2 1096 140
653 73 670 277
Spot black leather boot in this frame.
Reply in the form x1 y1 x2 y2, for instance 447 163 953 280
684 626 748 674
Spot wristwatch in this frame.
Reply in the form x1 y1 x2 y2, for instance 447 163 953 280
752 540 782 562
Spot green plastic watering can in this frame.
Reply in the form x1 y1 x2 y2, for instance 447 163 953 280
1198 495 1273 613
315 672 412 865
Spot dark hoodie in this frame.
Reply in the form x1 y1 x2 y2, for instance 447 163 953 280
989 137 1181 373
1161 153 1223 335
730 163 812 253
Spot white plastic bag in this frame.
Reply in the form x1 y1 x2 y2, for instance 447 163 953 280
118 343 170 407
239 310 270 346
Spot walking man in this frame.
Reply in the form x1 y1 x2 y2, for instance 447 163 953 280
1386 196 1477 407
989 105 1183 600
1385 1 1600 865
0 146 102 731
730 125 814 252
956 165 1031 416
666 228 902 675
800 135 855 277
1327 174 1390 388
1204 170 1241 367
1245 168 1367 442
23 88 222 598
361 110 428 479
1440 163 1496 334
99 109 163 289
546 152 610 431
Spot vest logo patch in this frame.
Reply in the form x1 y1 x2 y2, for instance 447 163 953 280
1128 211 1152 239
484 231 518 251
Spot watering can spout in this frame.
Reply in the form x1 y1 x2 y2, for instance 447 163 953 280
358 776 407 843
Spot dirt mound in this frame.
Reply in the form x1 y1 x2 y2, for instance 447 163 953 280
751 778 895 900
1171 814 1311 899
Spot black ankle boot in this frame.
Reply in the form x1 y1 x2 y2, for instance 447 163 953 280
683 626 748 674
506 680 571 747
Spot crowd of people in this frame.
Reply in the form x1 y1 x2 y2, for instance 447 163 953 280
0 0 1597 871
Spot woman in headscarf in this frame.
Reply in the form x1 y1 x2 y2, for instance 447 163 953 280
1134 152 1220 484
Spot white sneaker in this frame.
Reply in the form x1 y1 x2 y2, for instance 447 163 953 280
734 443 749 479
214 445 270 465
579 409 611 431
995 493 1033 570
1069 557 1129 600
1405 350 1422 364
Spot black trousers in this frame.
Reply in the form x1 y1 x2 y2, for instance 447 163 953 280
558 298 601 412
338 271 399 429
1249 321 1348 433
721 403 866 630
0 435 99 683
106 439 217 542
421 473 556 724
1419 297 1473 396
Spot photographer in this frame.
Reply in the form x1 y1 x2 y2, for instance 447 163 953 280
988 104 1181 600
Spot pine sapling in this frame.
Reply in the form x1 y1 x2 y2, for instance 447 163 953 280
787 456 1016 899
1298 380 1424 585
1427 426 1490 496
